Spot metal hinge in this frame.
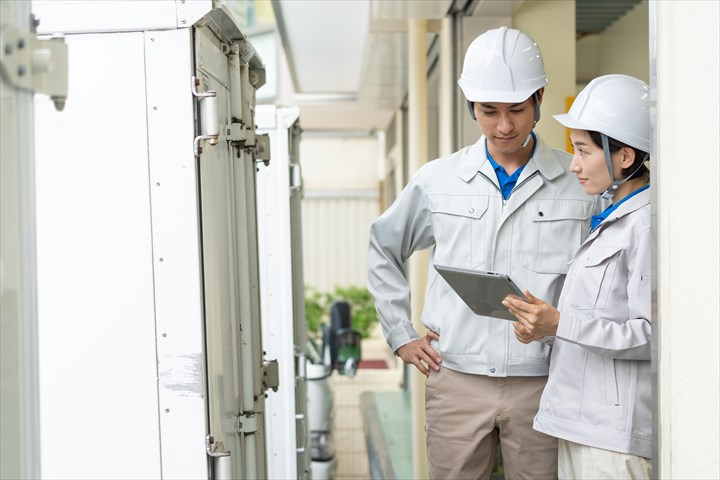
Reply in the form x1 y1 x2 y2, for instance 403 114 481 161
262 359 279 392
237 412 258 434
0 23 68 110
191 75 218 157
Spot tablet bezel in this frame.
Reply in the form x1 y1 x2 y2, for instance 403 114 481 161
434 264 528 321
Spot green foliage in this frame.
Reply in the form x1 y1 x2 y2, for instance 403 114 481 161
304 285 379 339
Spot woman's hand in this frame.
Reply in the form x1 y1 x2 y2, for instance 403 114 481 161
512 322 544 344
503 291 560 338
396 330 441 376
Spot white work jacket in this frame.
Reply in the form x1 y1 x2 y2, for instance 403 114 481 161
368 135 594 376
533 188 652 457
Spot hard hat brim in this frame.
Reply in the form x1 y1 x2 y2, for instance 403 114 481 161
552 113 593 131
458 79 547 104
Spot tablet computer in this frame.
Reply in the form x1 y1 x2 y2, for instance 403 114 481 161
434 264 528 321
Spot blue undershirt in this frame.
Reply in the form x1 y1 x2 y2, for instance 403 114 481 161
486 132 537 200
591 184 650 231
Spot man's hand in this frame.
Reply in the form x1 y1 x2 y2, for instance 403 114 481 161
503 291 560 338
396 330 441 376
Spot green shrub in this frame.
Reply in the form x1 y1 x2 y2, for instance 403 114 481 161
304 285 379 339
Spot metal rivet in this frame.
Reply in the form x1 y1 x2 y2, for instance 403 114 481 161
156 182 161 186
162 333 167 338
153 106 157 110
181 19 187 24
469 208 475 214
17 65 26 76
538 211 544 217
165 408 170 413
159 257 164 262
17 38 25 49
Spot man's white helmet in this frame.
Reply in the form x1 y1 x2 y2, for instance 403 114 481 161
554 74 650 153
458 26 548 104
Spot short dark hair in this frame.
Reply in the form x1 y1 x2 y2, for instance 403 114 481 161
587 131 650 182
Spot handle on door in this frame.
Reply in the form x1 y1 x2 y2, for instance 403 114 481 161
191 76 219 156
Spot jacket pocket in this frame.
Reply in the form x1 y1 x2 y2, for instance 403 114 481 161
604 357 619 406
521 199 591 274
428 195 489 268
568 244 623 310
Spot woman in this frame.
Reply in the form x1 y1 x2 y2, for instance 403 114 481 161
502 74 652 479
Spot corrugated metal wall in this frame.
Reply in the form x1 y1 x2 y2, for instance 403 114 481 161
300 135 382 293
302 192 379 292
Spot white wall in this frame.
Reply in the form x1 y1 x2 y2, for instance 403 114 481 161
300 134 382 293
514 0 575 151
653 1 720 478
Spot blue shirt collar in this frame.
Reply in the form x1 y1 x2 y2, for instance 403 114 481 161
486 132 536 200
591 184 650 231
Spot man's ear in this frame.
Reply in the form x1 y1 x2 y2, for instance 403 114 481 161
535 87 545 106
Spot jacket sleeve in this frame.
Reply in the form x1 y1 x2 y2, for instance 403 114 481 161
367 171 435 353
555 227 652 360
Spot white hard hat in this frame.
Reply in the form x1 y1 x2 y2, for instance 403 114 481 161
458 26 548 104
554 74 650 153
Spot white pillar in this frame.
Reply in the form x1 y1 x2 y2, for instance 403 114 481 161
652 1 720 479
0 1 41 478
408 18 430 480
439 17 454 157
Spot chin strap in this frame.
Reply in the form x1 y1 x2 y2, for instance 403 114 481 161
600 133 649 200
520 92 541 148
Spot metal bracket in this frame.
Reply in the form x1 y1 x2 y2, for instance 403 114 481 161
255 133 271 164
226 123 270 165
0 25 68 110
262 359 279 392
225 123 251 143
205 435 230 458
237 413 258 434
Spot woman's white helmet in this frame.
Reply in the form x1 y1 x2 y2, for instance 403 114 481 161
554 74 650 153
458 26 548 104
555 74 650 199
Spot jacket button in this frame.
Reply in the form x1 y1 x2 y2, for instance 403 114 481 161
469 208 475 214
490 367 496 373
538 211 544 217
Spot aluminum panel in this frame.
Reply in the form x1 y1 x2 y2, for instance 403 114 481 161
257 106 310 479
32 0 212 34
35 32 161 479
144 28 208 479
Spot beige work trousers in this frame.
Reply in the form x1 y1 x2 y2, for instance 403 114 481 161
558 439 652 480
425 367 557 480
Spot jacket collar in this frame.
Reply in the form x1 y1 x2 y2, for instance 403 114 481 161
587 188 650 240
456 134 566 183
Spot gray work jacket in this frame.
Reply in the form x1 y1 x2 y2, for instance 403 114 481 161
533 188 652 457
368 135 594 376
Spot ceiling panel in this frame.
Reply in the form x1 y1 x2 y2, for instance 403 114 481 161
274 0 370 93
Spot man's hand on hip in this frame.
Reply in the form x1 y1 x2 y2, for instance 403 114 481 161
396 330 442 376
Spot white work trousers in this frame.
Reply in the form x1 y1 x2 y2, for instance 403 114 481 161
558 438 652 480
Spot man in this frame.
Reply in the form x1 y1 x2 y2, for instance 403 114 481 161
367 26 594 479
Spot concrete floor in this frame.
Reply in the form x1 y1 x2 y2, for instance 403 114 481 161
330 325 404 479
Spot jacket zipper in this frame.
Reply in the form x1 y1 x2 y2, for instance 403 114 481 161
479 170 540 212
